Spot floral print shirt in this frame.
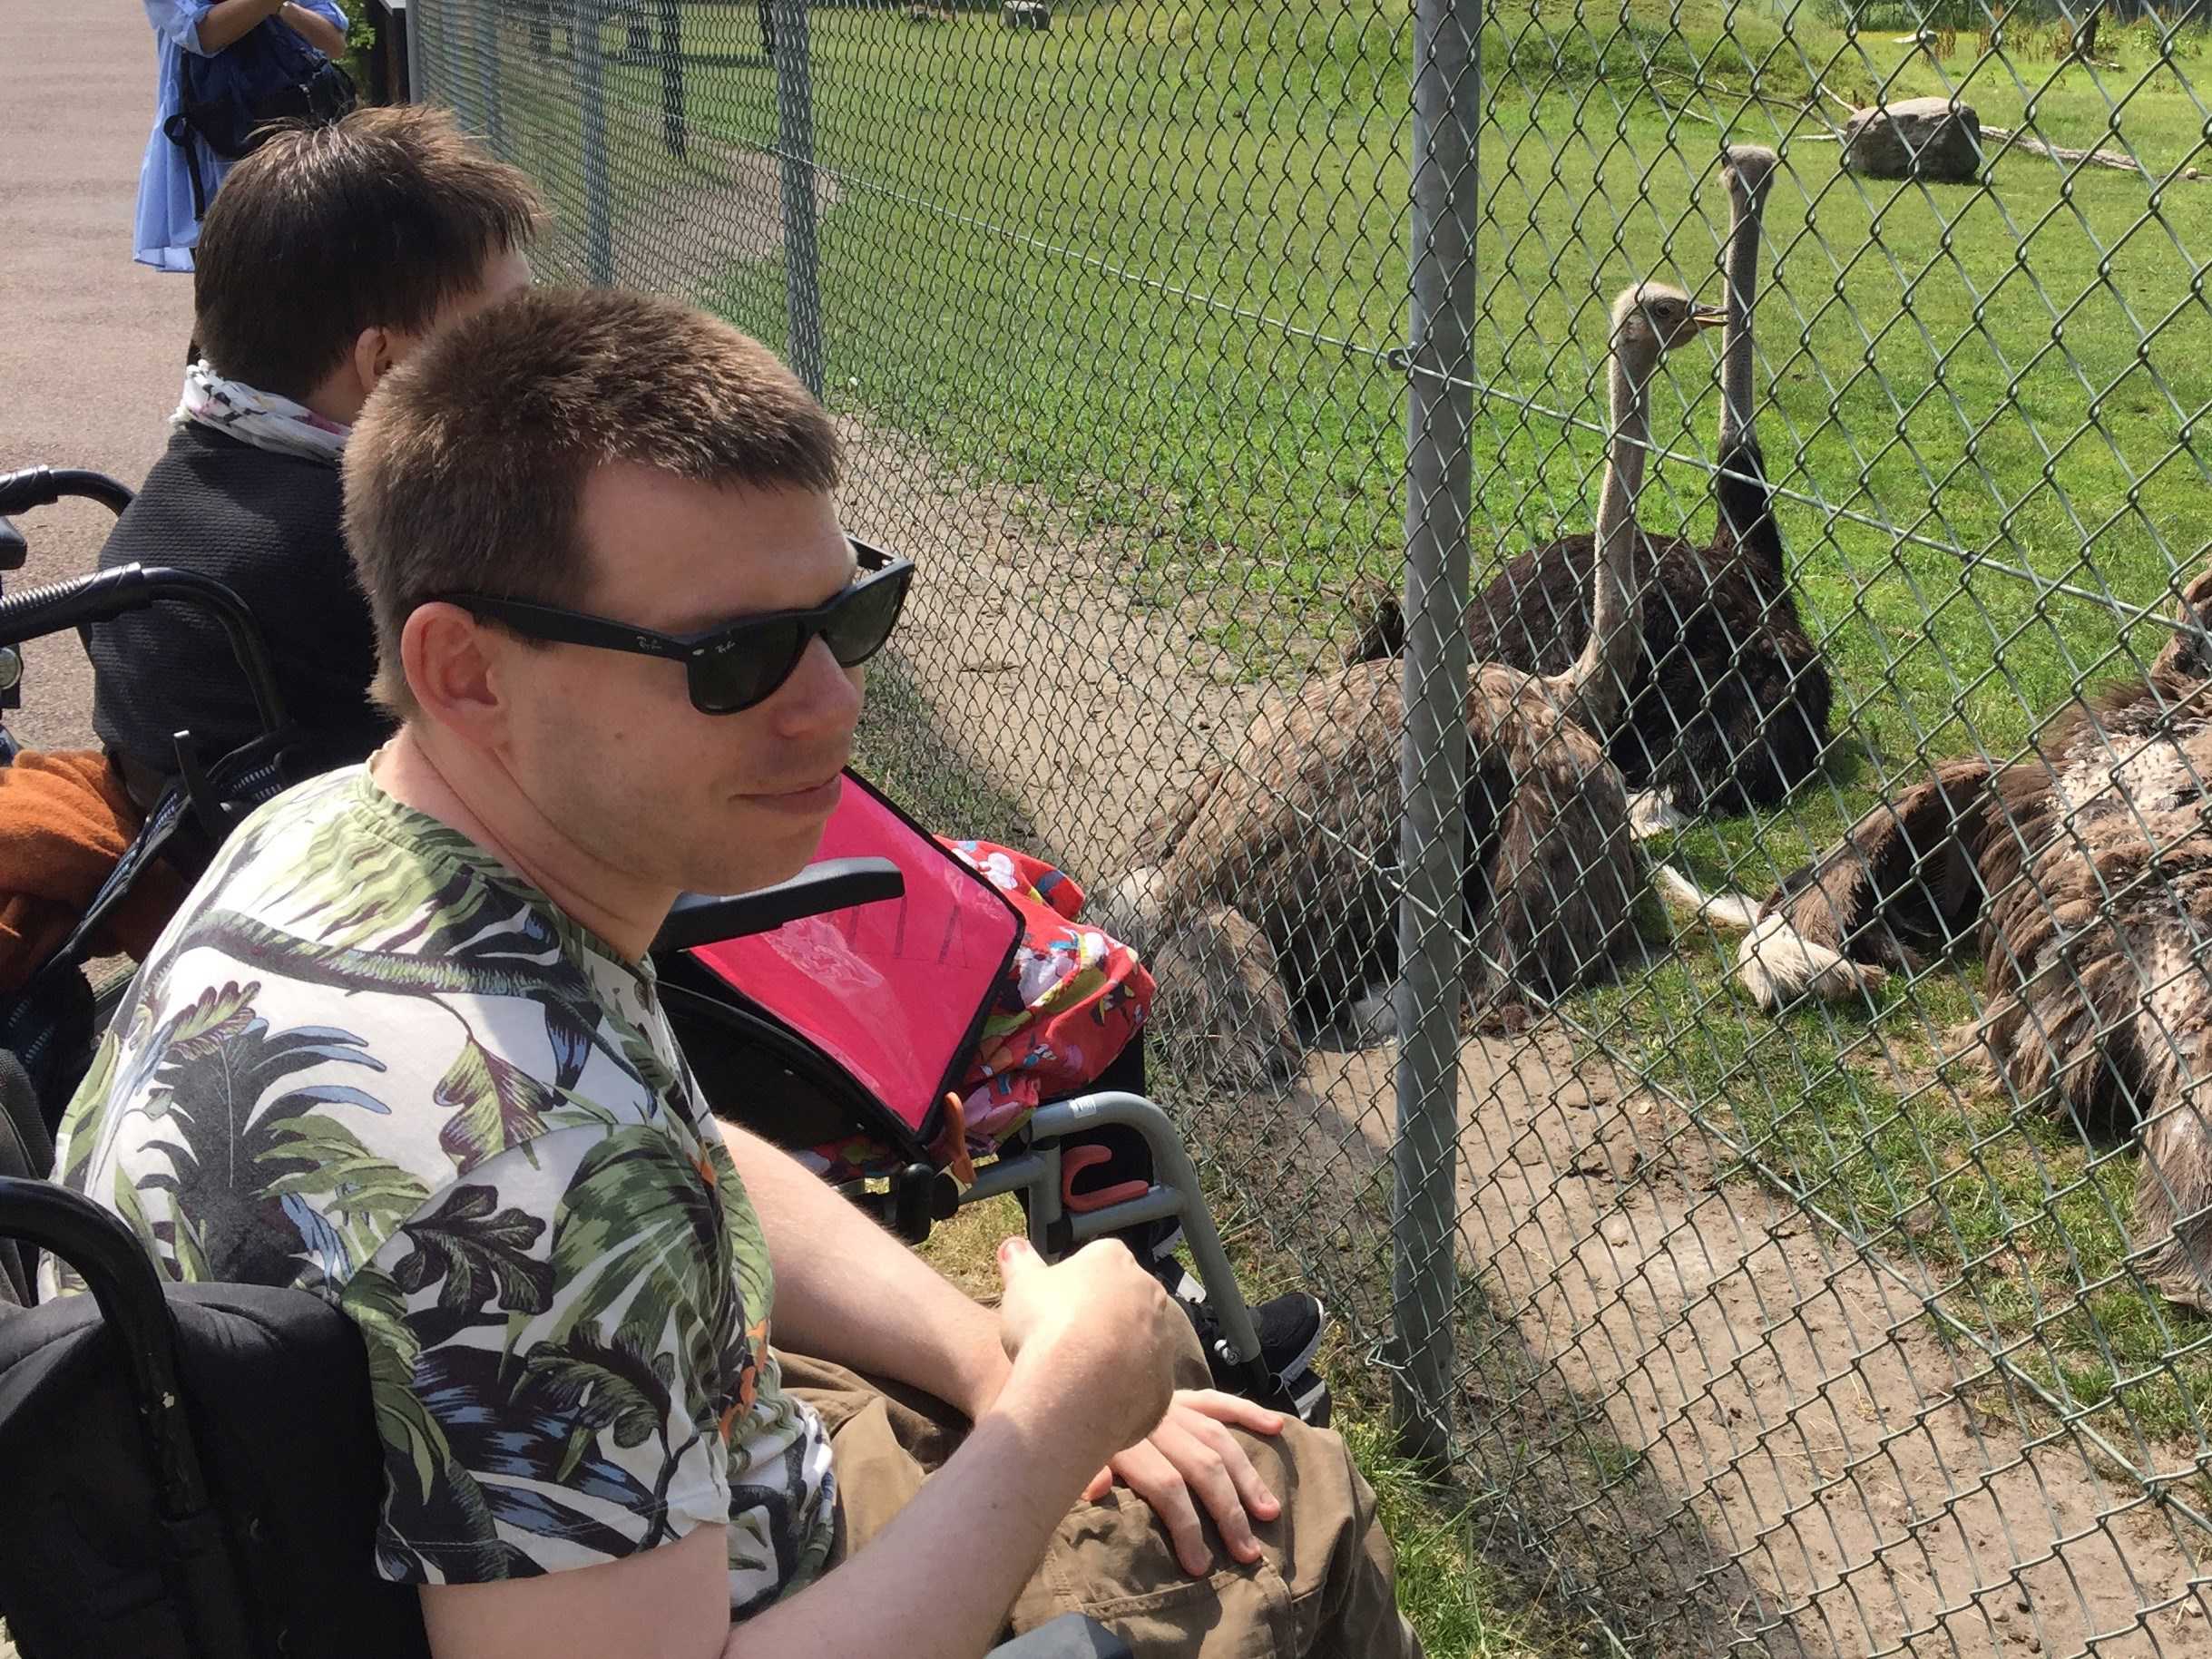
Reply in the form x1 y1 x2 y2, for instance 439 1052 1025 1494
41 769 836 1610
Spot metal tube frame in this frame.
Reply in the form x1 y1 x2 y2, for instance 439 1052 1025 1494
959 1091 1264 1374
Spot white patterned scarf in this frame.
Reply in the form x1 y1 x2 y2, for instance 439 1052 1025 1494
174 360 352 464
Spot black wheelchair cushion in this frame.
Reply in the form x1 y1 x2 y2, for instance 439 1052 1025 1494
0 1280 427 1659
0 1052 54 1304
0 965 94 1144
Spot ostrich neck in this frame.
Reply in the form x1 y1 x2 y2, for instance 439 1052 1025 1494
1718 186 1765 457
1545 346 1652 733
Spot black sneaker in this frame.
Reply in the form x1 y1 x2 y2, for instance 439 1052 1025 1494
1180 1290 1330 1424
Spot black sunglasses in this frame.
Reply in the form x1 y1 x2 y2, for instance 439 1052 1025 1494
430 538 915 715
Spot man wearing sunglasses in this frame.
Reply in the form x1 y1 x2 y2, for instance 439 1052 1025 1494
44 287 1417 1659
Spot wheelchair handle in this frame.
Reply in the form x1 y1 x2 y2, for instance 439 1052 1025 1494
0 466 134 519
652 857 905 952
0 1176 216 1523
0 563 289 736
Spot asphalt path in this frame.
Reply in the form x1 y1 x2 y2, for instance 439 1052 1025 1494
1 5 199 753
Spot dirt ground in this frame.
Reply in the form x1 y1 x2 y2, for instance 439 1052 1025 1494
837 420 1277 881
1275 1038 2212 1658
849 419 2212 1655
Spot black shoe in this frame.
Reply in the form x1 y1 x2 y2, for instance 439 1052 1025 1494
1181 1290 1330 1423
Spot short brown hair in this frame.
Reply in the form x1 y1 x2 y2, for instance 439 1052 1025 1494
194 105 543 399
343 286 845 715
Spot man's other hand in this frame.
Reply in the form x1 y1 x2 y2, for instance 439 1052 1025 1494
1084 1391 1287 1576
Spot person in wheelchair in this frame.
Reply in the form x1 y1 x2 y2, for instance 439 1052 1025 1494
0 108 539 1111
91 102 540 819
34 90 1330 1405
39 288 1417 1658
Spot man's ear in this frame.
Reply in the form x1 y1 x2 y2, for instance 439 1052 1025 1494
351 325 405 399
401 602 511 753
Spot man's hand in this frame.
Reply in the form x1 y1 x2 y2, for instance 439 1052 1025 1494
993 1234 1290 1575
1082 1391 1287 1576
995 1235 1182 1459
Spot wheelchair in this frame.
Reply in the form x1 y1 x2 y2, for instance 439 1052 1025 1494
0 466 299 1155
0 464 1311 1654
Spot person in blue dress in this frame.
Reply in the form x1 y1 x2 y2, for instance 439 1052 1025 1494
137 0 353 271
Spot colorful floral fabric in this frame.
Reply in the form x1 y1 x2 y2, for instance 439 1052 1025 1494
40 769 835 1608
938 839 1155 1152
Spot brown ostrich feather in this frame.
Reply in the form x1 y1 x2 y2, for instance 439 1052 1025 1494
1745 567 2212 1311
1343 147 1832 820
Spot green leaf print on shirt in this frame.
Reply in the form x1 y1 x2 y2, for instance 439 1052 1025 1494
346 1264 451 1503
435 1039 560 1175
259 1116 432 1268
111 979 391 1287
527 1325 703 1549
546 1127 748 1414
141 981 261 1117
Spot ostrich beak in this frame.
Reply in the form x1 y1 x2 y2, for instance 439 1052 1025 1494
1692 302 1729 329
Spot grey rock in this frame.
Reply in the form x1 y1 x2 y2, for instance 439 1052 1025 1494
1842 96 1982 182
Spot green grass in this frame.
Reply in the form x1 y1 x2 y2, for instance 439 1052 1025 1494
443 0 2212 1461
482 0 2212 853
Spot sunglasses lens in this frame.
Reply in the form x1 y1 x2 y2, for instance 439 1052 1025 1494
689 620 804 714
681 564 912 715
821 565 913 667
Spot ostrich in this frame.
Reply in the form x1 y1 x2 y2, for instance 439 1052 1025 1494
1111 284 1725 1080
1346 145 1832 829
1737 568 2212 1311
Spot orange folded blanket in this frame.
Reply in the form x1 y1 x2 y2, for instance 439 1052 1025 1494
0 751 189 993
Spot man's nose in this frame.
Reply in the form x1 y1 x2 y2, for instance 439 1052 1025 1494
765 634 864 737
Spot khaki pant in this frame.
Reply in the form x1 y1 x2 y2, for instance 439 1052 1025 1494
779 1323 1422 1659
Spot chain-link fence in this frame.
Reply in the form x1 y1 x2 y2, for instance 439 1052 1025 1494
407 0 2212 1650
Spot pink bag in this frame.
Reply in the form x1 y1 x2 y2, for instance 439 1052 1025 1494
681 774 1153 1185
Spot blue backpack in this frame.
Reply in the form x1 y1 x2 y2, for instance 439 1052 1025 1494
163 16 357 219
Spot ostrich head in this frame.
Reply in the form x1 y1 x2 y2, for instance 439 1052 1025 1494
1609 281 1728 368
1722 142 1779 205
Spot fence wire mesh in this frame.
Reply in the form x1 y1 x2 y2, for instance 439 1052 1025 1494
410 0 2212 1650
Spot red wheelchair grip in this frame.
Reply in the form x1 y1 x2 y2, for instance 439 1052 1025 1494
1060 1144 1150 1215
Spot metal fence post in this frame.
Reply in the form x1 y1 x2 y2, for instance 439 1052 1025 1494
770 0 825 397
1393 0 1478 1465
397 0 421 105
657 0 687 161
576 0 613 284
